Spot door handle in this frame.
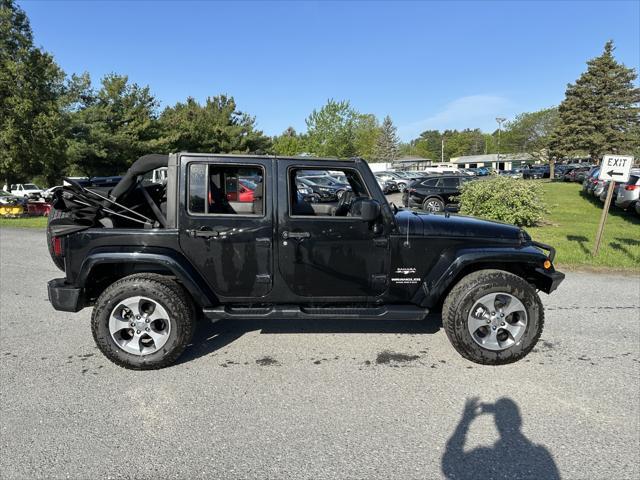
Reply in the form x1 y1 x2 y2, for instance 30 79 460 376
282 231 310 240
187 227 222 238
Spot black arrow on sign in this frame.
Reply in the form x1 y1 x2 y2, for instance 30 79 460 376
607 170 624 177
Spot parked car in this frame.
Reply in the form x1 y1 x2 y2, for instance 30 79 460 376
376 177 391 194
46 152 564 370
466 167 490 176
402 175 473 212
225 178 256 202
2 183 43 199
43 186 63 201
592 179 608 197
375 171 410 192
297 176 350 201
296 181 313 197
522 166 550 179
582 167 600 193
598 181 615 203
566 166 590 182
499 170 521 179
614 170 640 210
374 174 399 193
0 190 20 205
0 190 24 216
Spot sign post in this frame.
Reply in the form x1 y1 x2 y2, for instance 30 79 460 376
592 154 634 256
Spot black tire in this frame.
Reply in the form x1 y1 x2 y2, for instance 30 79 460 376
423 197 444 212
398 182 407 192
47 206 71 271
442 269 544 365
91 274 196 370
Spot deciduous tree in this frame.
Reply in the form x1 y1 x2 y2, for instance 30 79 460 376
66 74 160 176
159 95 271 156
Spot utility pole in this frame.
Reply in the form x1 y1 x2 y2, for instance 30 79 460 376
441 138 444 163
496 117 506 171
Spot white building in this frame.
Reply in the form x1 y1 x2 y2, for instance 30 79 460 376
449 153 536 171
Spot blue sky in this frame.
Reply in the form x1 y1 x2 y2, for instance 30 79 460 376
19 0 640 140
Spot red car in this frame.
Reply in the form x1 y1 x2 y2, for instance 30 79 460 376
225 178 256 202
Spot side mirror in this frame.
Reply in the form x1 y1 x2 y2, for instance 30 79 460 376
357 199 381 222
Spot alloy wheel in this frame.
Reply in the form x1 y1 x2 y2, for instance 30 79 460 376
109 296 172 355
467 292 528 351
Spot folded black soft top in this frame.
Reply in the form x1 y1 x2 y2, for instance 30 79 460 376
109 154 168 200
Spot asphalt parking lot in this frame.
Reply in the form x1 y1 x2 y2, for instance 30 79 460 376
1 227 639 479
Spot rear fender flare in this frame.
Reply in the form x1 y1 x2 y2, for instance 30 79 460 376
77 251 217 307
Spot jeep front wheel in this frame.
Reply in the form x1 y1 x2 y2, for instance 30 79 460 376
91 274 195 370
442 269 544 365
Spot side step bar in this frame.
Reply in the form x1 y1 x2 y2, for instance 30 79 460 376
203 305 429 322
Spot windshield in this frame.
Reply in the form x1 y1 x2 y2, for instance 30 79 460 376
24 184 39 190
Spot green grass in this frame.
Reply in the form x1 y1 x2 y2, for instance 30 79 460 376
0 216 47 229
527 181 639 271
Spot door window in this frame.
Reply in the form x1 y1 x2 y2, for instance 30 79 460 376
288 167 370 217
188 163 264 216
421 178 438 187
438 177 459 188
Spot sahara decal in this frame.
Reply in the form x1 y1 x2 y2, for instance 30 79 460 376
391 267 421 284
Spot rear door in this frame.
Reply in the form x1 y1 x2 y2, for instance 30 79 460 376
438 177 461 204
178 155 274 299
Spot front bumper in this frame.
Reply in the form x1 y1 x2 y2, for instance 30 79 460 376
48 278 84 312
534 268 565 294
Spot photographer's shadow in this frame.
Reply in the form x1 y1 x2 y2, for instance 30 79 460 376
442 397 560 480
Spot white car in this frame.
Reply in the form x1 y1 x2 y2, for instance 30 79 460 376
43 186 63 201
2 183 43 199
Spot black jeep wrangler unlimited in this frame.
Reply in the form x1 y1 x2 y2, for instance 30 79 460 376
47 153 564 370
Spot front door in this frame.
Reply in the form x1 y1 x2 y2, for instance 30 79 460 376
276 161 390 300
178 156 273 299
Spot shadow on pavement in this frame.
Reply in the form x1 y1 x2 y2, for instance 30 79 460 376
442 397 560 480
178 312 442 364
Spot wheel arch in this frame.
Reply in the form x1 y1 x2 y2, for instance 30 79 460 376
423 195 445 205
412 246 560 309
77 251 218 308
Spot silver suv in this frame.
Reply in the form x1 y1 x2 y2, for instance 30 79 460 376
614 169 640 210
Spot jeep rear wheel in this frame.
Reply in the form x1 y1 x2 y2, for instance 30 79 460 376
442 269 544 365
91 274 195 370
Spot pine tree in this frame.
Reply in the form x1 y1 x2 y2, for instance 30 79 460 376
375 115 399 162
550 41 640 162
1 0 67 185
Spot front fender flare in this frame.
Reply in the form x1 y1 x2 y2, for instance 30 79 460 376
412 246 561 308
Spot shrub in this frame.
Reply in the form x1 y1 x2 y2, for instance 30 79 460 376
458 177 547 226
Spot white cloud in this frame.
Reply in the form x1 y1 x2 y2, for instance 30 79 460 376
398 95 515 141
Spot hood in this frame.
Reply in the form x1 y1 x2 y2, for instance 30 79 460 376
395 209 523 241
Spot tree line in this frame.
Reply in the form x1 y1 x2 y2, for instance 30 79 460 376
1 0 638 186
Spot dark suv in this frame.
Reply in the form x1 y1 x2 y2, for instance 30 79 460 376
402 175 473 212
47 153 563 370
